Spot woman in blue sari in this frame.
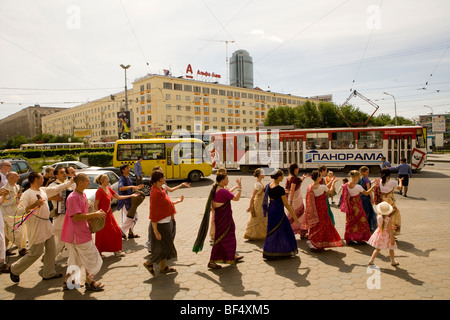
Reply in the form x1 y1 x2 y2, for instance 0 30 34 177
358 166 377 232
262 169 299 260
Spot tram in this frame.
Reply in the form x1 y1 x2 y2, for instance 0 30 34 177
210 125 427 173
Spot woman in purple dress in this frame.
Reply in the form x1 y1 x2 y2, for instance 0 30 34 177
207 173 243 269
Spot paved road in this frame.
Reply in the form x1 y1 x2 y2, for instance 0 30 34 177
1 156 450 303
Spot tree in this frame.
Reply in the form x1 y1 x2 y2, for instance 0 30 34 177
294 101 321 128
5 135 29 149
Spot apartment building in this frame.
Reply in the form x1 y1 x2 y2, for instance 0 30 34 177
41 74 328 141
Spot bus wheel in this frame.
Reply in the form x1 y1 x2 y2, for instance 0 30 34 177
188 170 202 182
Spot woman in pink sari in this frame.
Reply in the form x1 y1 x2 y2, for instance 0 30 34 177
340 170 375 244
285 163 309 238
302 170 343 251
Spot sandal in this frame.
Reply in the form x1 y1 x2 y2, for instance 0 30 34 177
160 266 177 274
85 281 105 291
391 261 400 266
235 255 244 262
143 262 155 275
128 232 140 239
207 262 222 269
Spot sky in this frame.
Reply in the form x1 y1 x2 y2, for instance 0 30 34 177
1 0 449 122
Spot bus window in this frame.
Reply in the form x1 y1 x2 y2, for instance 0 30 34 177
306 133 329 150
331 131 354 149
142 143 165 160
357 131 382 149
118 144 142 161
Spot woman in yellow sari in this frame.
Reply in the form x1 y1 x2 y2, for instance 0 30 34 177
373 168 403 235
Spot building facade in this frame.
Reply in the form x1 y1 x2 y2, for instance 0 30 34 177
229 50 253 88
41 74 328 142
0 105 66 142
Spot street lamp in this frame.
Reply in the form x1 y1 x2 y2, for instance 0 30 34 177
424 105 433 115
383 92 397 126
120 64 131 111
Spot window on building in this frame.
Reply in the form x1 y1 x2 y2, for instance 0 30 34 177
163 82 172 90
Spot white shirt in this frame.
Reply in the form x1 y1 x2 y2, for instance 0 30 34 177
348 184 364 197
313 184 329 197
379 179 398 193
17 181 72 246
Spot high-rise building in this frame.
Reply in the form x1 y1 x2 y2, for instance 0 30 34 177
229 50 253 88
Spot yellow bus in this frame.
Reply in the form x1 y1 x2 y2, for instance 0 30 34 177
113 138 213 182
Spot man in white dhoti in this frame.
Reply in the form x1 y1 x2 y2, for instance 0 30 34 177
61 173 106 291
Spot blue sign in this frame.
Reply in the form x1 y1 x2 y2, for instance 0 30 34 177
305 150 384 163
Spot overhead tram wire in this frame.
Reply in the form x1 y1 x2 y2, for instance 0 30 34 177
0 35 114 96
351 0 384 91
423 41 450 88
119 0 151 69
256 0 352 64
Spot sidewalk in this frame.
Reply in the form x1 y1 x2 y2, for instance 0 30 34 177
426 153 450 163
1 193 449 301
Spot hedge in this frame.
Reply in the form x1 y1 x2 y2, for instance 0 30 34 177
0 147 114 159
78 151 113 167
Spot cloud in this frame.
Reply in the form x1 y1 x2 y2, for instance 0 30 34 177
249 29 283 43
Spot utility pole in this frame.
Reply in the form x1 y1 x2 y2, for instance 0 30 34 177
384 92 397 126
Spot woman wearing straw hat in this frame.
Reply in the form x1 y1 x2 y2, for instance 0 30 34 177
367 201 399 267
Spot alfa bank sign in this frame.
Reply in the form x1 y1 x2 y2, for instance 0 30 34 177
186 64 221 81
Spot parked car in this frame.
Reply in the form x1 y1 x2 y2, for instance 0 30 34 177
1 158 34 186
77 170 120 206
42 161 101 174
88 166 151 196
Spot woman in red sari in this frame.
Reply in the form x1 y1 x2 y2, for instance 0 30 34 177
340 170 375 244
207 173 243 269
94 174 137 257
302 170 343 251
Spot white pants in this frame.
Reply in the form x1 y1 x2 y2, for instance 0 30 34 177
3 212 26 251
66 240 102 279
53 214 68 257
120 207 138 235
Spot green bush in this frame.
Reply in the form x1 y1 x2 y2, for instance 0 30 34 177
78 151 113 167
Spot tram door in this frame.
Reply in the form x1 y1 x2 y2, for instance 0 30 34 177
282 137 303 169
387 134 412 165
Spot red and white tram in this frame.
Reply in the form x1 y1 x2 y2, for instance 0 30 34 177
209 125 427 173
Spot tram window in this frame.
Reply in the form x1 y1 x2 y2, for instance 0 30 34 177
306 133 329 150
331 131 355 149
357 131 382 149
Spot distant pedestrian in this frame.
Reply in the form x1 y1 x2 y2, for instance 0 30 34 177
285 163 309 238
373 168 403 236
389 157 412 197
61 173 106 291
359 166 377 232
262 169 299 260
380 156 391 169
367 201 399 267
43 167 55 187
118 164 144 239
243 168 267 241
340 170 374 244
143 170 183 275
303 170 343 251
134 155 144 185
